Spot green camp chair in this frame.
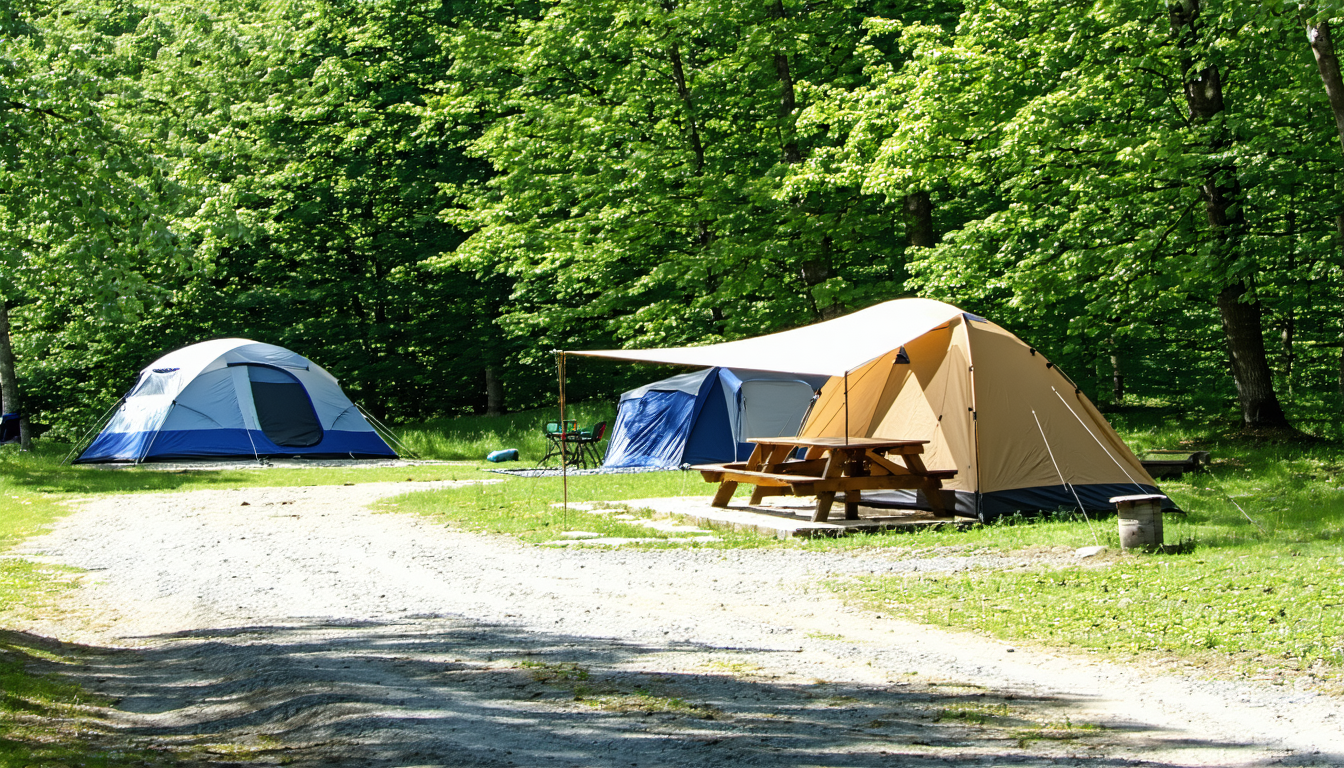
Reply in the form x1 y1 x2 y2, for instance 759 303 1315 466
537 420 580 468
569 421 608 469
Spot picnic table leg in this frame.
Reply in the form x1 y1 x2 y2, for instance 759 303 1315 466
712 480 738 508
812 491 836 522
924 480 947 514
749 486 767 505
844 489 862 520
903 453 948 515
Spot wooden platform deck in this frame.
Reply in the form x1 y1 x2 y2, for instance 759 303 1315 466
621 496 975 539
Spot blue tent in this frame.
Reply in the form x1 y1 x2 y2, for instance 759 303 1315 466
603 368 826 469
77 339 396 463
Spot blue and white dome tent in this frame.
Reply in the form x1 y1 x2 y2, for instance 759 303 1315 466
76 339 397 463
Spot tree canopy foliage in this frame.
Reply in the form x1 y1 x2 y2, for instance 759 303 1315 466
5 0 1344 440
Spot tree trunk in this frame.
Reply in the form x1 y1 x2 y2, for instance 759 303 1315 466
1171 0 1292 429
0 299 32 450
1282 313 1295 397
1110 350 1125 404
1307 21 1344 404
1307 19 1344 156
903 191 936 248
668 43 705 174
485 365 504 417
1218 284 1290 428
770 2 801 164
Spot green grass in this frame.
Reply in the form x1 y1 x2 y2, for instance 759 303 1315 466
398 403 616 462
380 469 767 546
0 632 177 767
822 405 1344 685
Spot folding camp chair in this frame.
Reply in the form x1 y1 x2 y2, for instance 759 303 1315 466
537 420 579 468
569 421 607 469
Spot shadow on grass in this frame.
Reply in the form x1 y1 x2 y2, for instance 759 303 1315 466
4 618 1316 768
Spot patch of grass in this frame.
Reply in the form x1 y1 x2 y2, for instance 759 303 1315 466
837 551 1344 682
702 659 765 676
517 660 590 683
0 441 474 498
1013 716 1104 747
808 407 1344 685
935 701 1010 725
398 404 617 462
510 659 720 719
381 471 766 546
0 632 178 767
575 688 720 719
0 561 80 624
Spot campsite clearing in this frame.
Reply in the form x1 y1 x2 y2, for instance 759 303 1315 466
5 479 1344 767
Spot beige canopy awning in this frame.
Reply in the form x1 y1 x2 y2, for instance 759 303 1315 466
566 298 965 377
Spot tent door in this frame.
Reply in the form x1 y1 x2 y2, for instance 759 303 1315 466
237 364 323 447
736 380 816 448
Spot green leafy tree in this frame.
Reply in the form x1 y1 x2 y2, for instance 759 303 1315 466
0 0 194 448
850 0 1343 428
436 0 943 397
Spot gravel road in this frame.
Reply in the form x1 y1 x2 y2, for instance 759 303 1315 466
9 480 1344 767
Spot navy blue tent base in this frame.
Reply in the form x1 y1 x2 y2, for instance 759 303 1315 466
863 483 1178 522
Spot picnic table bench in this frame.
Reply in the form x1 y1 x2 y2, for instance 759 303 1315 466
693 436 957 522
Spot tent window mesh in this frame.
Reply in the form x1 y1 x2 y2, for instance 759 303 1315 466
245 365 323 447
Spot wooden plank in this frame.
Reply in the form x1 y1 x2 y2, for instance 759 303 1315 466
713 469 825 485
865 450 913 477
925 480 947 513
903 452 930 475
765 442 794 465
761 458 828 475
812 491 836 522
844 489 862 520
750 486 792 502
812 475 933 493
744 442 766 471
711 480 738 507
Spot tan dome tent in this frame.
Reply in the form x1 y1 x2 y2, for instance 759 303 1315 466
570 298 1168 521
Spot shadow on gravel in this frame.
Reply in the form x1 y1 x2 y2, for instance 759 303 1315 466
11 619 1333 768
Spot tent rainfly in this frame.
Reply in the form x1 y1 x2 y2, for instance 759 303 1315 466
570 298 1170 521
76 338 397 463
604 367 827 469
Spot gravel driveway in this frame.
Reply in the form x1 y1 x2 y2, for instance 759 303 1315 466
9 480 1344 767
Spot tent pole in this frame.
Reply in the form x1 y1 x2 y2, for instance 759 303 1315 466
843 370 849 446
557 350 568 518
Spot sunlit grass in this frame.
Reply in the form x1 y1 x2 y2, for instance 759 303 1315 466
381 469 766 546
0 632 177 767
822 405 1344 684
397 403 616 462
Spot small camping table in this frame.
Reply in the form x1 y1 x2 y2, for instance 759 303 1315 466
692 437 957 523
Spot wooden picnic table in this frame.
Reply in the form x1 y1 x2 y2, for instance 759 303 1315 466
692 436 956 523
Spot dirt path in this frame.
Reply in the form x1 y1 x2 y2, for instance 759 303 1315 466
9 481 1344 767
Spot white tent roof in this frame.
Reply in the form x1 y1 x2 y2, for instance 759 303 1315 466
569 298 967 377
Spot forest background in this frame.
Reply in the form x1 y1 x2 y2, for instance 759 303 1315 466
5 0 1344 444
